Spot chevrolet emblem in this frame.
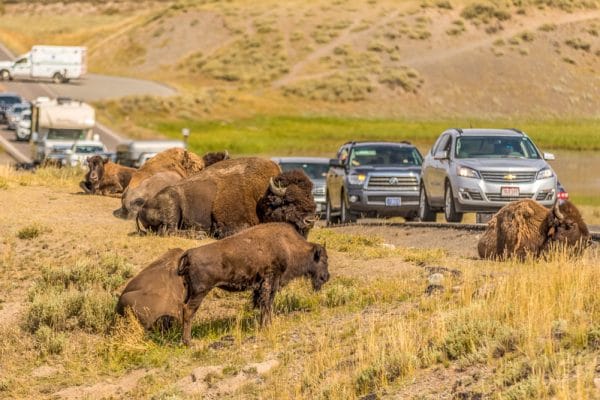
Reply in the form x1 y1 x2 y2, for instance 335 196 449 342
504 174 516 180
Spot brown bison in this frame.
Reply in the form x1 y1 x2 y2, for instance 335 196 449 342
116 248 185 329
177 223 330 346
79 155 136 196
136 157 317 238
478 199 590 260
115 148 228 219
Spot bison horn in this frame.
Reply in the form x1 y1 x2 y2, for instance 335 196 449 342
269 177 287 196
553 201 564 221
136 214 147 235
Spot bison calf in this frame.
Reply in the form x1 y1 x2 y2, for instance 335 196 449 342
478 199 590 260
177 223 329 346
116 248 186 329
80 155 136 196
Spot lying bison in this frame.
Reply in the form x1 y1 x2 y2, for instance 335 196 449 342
177 223 329 346
116 148 228 219
116 248 185 329
478 199 590 260
136 157 316 238
80 155 136 196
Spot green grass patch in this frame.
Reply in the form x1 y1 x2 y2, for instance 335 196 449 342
141 116 600 155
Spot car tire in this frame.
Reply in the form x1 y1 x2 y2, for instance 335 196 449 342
339 193 357 224
52 72 64 84
444 183 463 223
418 185 436 222
325 195 339 226
0 70 9 81
15 131 28 141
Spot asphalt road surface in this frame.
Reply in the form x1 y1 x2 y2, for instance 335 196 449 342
0 43 176 162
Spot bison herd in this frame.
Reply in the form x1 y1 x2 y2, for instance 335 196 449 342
80 148 592 345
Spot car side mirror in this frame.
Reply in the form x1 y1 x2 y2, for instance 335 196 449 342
31 132 38 142
543 152 555 161
329 158 345 168
434 150 449 160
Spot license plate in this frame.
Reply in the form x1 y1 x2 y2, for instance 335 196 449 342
501 187 520 197
385 197 402 206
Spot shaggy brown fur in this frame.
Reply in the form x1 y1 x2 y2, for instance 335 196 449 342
136 158 317 238
176 223 329 346
256 169 317 237
478 199 590 260
79 155 136 196
116 248 186 329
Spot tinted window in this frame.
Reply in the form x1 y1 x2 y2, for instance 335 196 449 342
455 136 541 159
349 146 422 166
47 129 86 140
432 134 450 155
279 162 329 179
0 96 22 105
74 145 104 154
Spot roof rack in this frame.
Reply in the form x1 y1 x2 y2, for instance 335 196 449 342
399 140 412 145
452 128 463 135
509 128 524 135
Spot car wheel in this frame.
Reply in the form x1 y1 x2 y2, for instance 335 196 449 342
52 72 64 84
418 185 436 222
0 70 9 81
444 183 463 223
339 193 357 224
325 195 339 226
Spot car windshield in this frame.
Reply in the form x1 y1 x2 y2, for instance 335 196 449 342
0 96 21 105
455 136 541 159
74 145 104 154
47 129 86 140
348 146 422 166
10 106 26 113
279 162 329 179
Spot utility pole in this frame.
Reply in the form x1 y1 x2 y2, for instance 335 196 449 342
182 128 190 149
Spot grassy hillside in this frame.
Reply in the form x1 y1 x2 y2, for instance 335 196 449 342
1 0 599 121
0 167 599 399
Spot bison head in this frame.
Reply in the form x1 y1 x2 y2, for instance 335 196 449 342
546 200 591 251
136 190 181 236
256 170 317 237
202 150 229 167
86 155 107 184
308 243 329 291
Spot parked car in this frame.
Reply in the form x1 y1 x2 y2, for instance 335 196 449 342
0 93 23 124
419 128 558 223
272 157 330 216
15 109 31 141
116 140 185 168
326 141 423 224
5 102 30 130
63 140 108 167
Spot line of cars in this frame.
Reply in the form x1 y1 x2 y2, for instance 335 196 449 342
273 128 566 224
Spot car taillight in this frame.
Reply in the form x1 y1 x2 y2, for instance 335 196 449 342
557 191 569 200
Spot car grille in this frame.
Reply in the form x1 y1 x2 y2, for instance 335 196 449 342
480 171 536 183
312 186 325 196
486 193 534 201
367 176 418 190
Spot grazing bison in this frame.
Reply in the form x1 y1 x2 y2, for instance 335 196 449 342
177 223 329 346
136 157 317 238
115 148 229 219
116 248 185 329
79 155 136 196
478 199 590 260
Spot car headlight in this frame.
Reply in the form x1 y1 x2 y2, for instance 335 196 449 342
536 168 554 180
457 166 480 179
348 173 366 185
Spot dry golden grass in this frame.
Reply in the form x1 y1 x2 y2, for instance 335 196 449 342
0 168 599 398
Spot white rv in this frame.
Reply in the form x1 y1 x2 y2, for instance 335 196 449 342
0 45 86 84
30 97 97 163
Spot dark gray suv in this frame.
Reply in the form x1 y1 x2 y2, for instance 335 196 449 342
326 141 423 223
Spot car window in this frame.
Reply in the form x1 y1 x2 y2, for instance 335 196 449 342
279 162 329 179
455 136 541 159
337 146 349 163
432 134 450 155
75 146 104 154
47 129 86 140
349 146 422 166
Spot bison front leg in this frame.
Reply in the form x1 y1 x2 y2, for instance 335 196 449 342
181 291 208 347
257 275 280 328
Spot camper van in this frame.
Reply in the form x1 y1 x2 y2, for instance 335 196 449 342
30 97 97 163
0 45 86 84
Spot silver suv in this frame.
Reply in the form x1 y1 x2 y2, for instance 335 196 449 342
419 128 558 222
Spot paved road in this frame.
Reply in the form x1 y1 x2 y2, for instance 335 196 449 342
0 43 176 162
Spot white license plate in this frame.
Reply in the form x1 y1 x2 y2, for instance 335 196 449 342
501 187 520 197
385 197 402 206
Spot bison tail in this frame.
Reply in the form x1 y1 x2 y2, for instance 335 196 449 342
177 253 190 276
